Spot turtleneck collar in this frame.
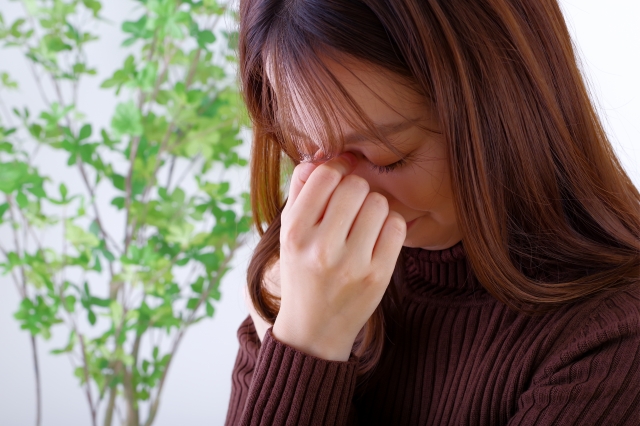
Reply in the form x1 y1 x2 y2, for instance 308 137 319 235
399 240 489 299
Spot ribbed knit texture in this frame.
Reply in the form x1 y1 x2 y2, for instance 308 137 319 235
225 240 640 425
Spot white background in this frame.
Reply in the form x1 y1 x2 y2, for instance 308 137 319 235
0 0 638 425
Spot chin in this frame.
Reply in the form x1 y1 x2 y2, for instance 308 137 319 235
403 233 461 251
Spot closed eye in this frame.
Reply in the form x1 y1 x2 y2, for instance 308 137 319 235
367 151 415 174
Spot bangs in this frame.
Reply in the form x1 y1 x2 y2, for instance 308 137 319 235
262 29 419 165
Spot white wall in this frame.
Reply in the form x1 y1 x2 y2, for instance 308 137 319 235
0 1 638 425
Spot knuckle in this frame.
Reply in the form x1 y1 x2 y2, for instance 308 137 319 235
343 174 370 194
365 192 389 212
342 268 360 286
280 224 305 249
362 270 381 286
315 166 343 186
387 214 407 236
310 244 335 269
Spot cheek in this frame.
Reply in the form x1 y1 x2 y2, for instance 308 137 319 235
384 164 452 211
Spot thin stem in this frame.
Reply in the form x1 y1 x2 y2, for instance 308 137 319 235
18 209 43 251
7 198 27 292
0 244 24 296
123 135 140 251
171 154 200 192
78 333 98 426
76 160 122 259
102 369 117 426
30 335 42 426
8 193 43 426
29 144 42 165
165 156 176 189
19 1 52 108
122 368 139 426
24 51 52 108
0 94 16 127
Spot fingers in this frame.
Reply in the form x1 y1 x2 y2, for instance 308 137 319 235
346 191 391 258
370 210 406 273
319 175 372 243
284 152 357 230
282 161 318 218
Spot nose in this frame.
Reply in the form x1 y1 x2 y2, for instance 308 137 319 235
347 152 393 203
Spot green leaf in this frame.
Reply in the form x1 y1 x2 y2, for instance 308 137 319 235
110 300 123 325
59 183 68 199
186 298 199 310
91 255 102 272
78 124 92 141
111 101 143 139
121 15 149 40
9 18 26 38
51 330 76 355
205 302 214 317
44 34 72 52
66 223 100 249
0 142 13 153
0 161 29 193
0 203 9 220
197 30 216 48
111 174 125 191
81 0 102 17
0 72 18 90
89 297 111 308
63 295 76 313
87 310 96 325
110 196 125 209
16 191 28 208
190 277 204 294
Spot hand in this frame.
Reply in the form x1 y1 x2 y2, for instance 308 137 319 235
272 152 406 361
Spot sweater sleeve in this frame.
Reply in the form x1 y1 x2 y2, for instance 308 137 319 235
507 288 640 426
225 314 263 426
225 315 360 426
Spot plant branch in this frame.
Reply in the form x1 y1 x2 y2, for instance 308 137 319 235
76 160 122 260
165 156 176 189
7 197 27 293
0 93 16 127
18 209 43 251
0 244 25 296
144 238 245 426
123 134 140 252
78 333 98 426
29 335 42 426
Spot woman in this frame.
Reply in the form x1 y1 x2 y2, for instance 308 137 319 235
225 0 640 424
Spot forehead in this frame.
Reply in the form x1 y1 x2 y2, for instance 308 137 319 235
263 49 434 159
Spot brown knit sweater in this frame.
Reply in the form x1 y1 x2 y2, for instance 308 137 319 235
225 240 640 425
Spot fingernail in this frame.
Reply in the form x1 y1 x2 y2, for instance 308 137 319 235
298 161 316 182
340 152 357 168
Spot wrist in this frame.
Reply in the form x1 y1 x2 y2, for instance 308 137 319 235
271 316 355 362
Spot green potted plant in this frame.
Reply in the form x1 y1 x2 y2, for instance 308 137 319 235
0 1 250 425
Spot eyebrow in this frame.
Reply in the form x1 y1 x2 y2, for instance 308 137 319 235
342 119 416 145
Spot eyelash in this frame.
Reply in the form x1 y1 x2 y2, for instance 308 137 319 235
367 152 412 174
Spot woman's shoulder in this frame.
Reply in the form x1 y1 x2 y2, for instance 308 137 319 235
532 282 639 378
564 282 640 331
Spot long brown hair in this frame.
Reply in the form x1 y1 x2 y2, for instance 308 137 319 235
239 0 640 380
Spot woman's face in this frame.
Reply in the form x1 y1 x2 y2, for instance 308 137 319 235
288 56 462 250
